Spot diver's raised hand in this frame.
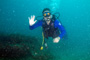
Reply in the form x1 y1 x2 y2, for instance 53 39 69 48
28 15 37 26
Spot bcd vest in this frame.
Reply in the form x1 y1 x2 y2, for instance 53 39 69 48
42 19 60 39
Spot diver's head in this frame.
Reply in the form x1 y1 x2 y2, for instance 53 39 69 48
42 8 52 21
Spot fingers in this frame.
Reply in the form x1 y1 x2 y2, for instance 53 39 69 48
34 20 37 23
29 15 35 21
28 15 36 25
33 15 35 19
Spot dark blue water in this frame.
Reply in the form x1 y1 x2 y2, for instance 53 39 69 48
0 0 90 60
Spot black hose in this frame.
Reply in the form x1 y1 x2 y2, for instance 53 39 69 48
53 12 60 19
36 12 60 20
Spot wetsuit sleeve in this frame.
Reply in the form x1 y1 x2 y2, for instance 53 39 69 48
55 20 66 39
29 20 42 30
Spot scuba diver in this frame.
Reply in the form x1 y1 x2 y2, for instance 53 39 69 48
29 8 66 50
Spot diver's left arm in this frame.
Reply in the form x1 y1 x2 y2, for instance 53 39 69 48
53 20 66 43
56 21 66 39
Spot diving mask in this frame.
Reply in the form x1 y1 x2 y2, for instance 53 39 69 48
43 12 51 17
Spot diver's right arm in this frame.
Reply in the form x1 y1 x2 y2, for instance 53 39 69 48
28 15 42 30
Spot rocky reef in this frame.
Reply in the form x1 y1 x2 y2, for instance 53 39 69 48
0 33 54 60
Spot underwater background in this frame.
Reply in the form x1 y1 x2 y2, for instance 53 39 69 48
0 0 90 60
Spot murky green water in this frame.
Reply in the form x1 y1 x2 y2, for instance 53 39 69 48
0 0 90 60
